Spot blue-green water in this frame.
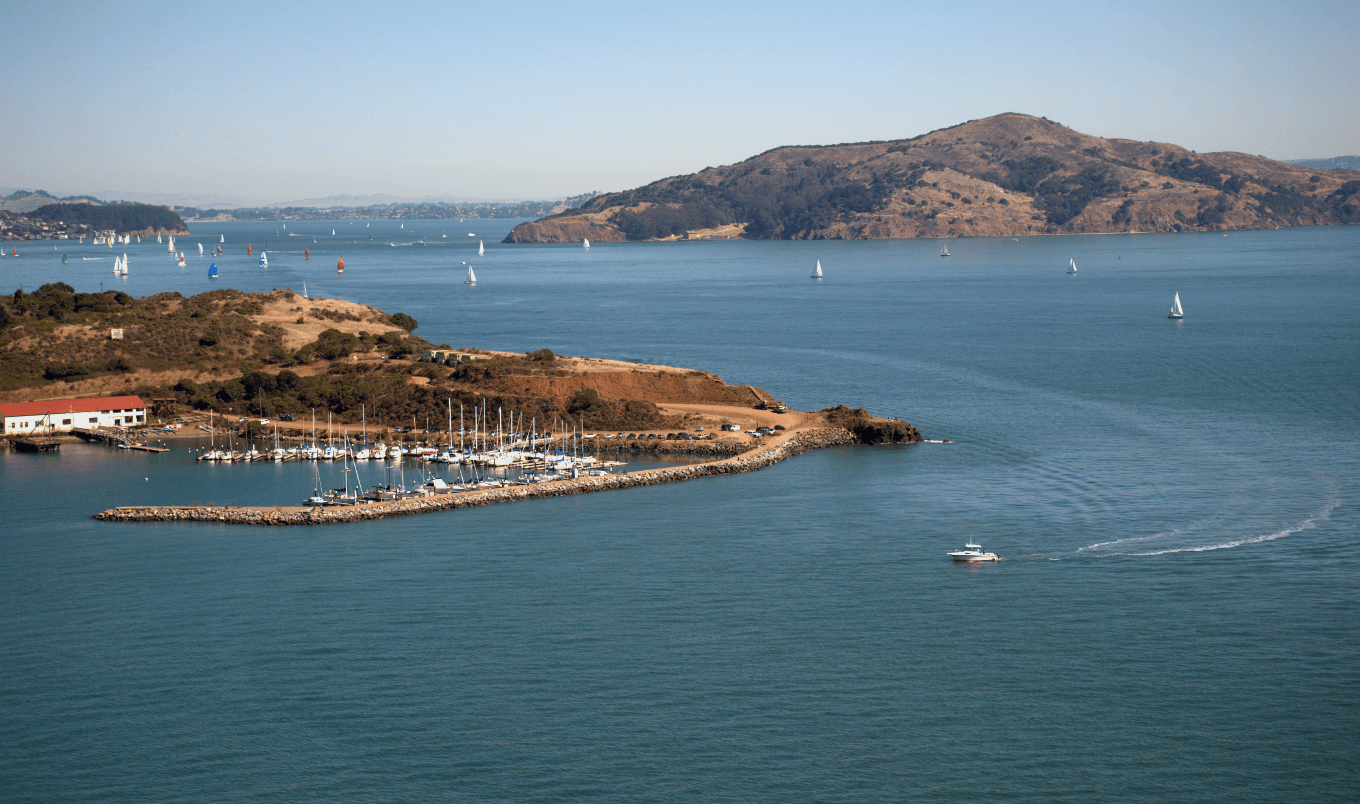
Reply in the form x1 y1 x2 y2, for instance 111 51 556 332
2 223 1358 802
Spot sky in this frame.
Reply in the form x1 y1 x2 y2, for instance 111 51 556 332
2 0 1357 206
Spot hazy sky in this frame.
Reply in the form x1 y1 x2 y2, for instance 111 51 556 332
3 0 1356 204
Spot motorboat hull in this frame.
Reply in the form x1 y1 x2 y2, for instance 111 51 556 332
949 551 1000 562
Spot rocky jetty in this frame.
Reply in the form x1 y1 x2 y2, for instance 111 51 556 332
820 404 922 444
94 426 861 526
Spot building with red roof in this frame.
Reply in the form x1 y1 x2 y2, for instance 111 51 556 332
0 395 146 434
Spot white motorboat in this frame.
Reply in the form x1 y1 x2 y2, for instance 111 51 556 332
949 541 1000 561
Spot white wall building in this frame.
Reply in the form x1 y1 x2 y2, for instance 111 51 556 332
0 395 147 434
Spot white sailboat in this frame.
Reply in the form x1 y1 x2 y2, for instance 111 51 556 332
198 243 204 256
111 256 122 274
167 236 175 253
220 234 224 243
1168 292 1184 320
812 259 823 279
583 238 590 249
465 265 477 286
303 281 308 299
121 254 129 275
259 252 268 268
478 239 484 256
940 243 951 257
1067 258 1077 274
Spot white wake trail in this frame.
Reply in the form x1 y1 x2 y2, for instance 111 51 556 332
1129 499 1340 556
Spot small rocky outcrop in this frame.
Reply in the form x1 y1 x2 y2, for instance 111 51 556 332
820 404 922 444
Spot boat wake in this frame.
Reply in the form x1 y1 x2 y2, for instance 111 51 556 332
1077 516 1226 553
1090 499 1339 557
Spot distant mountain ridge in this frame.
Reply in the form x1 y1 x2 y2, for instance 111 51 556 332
504 113 1360 243
1287 156 1360 171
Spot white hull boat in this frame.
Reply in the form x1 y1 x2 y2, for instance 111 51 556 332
1168 292 1184 319
949 541 1000 561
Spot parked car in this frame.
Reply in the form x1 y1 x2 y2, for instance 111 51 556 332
280 414 297 422
774 424 786 430
259 419 270 426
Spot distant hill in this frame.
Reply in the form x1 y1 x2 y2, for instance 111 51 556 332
1288 156 1360 171
27 203 188 235
0 190 102 214
505 113 1360 243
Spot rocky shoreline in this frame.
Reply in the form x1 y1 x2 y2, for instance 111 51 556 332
94 426 861 526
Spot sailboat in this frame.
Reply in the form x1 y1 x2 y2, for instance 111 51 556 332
220 234 224 243
177 252 186 267
247 243 252 255
157 235 162 244
583 238 590 249
304 247 309 259
1067 258 1078 274
121 254 129 274
812 259 823 279
1168 293 1184 320
208 262 218 278
303 281 308 299
61 254 67 264
940 243 951 257
167 236 175 253
112 256 122 274
198 243 204 256
259 252 268 268
337 256 345 274
478 239 484 256
465 264 477 286
332 229 336 236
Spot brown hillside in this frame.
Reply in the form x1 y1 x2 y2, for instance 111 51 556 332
505 113 1360 243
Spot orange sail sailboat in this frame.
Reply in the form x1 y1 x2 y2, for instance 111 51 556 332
304 248 309 259
337 256 344 274
247 243 252 255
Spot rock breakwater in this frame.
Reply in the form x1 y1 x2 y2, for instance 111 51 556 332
94 427 858 526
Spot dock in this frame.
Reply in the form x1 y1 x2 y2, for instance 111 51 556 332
9 436 61 453
94 427 859 526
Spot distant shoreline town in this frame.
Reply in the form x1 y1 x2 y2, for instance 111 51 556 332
0 191 599 241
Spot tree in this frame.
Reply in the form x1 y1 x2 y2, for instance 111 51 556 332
391 313 417 331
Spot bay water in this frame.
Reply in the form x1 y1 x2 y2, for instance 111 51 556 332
2 222 1357 802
